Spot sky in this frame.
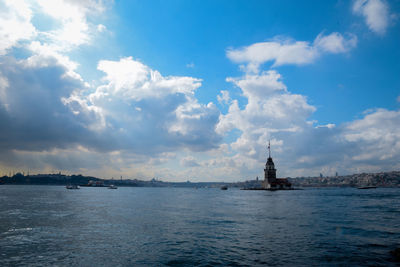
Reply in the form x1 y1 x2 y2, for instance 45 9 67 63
0 0 399 181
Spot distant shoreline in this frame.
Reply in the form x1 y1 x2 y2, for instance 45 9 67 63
1 170 399 188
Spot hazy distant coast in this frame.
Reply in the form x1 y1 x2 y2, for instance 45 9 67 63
1 171 400 188
0 173 227 188
288 171 400 188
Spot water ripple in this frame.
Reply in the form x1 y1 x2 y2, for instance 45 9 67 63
0 186 399 266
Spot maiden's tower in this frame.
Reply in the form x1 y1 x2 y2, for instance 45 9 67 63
263 141 292 190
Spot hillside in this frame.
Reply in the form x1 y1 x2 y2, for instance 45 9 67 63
288 171 400 187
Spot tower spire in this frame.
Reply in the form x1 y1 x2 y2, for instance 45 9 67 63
268 140 271 158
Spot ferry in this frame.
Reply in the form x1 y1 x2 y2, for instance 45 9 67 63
66 185 80 189
357 186 377 189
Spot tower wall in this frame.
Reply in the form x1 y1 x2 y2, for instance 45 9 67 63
264 157 277 186
264 168 276 181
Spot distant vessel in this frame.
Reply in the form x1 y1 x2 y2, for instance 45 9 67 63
220 185 228 190
358 186 377 189
108 184 118 189
66 185 80 189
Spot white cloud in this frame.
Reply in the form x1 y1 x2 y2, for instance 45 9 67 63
0 0 109 55
341 109 400 167
227 38 316 72
36 0 107 50
95 57 201 101
353 0 390 35
0 53 223 179
97 24 106 32
0 0 226 180
0 72 9 106
67 57 221 153
0 0 224 180
217 70 314 136
216 70 316 167
314 32 357 53
215 64 400 179
316 123 336 129
227 32 357 72
219 27 399 179
0 0 110 86
226 70 287 99
0 0 109 87
180 156 200 167
217 90 231 104
344 109 400 143
25 41 82 81
0 0 36 55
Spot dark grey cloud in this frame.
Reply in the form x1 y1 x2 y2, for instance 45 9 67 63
0 55 222 166
0 56 95 151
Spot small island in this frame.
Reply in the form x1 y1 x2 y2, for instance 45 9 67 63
243 141 293 190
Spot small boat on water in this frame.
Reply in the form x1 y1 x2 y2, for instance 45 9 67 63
108 184 118 189
66 185 80 189
220 185 228 190
358 186 377 189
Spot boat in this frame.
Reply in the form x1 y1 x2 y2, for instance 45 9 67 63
66 185 80 189
358 186 377 189
108 184 118 189
220 185 228 190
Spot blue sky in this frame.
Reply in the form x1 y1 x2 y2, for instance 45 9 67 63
0 0 399 181
108 0 400 121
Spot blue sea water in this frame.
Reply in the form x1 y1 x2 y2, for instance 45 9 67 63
0 185 399 266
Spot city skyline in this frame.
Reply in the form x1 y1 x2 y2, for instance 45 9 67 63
0 0 399 181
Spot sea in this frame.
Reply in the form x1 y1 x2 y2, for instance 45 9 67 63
0 185 399 266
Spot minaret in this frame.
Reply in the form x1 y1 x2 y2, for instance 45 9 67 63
264 140 277 188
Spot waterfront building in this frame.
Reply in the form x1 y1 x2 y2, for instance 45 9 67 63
263 141 292 189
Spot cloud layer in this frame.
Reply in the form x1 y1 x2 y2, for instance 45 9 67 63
0 0 399 181
0 0 222 178
226 32 357 72
353 0 390 35
215 67 400 178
